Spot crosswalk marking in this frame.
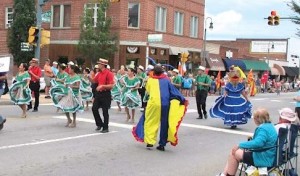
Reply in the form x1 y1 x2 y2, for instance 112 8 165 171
0 132 117 150
52 116 253 137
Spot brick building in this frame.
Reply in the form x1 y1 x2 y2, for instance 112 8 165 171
0 0 205 70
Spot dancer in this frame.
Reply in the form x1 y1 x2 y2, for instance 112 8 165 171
195 66 211 119
136 65 147 111
210 66 252 129
9 63 31 118
90 58 114 133
120 67 141 123
132 65 188 151
27 58 42 112
111 67 126 111
50 65 83 127
81 68 93 111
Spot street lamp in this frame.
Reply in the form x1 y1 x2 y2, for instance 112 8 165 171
202 17 213 67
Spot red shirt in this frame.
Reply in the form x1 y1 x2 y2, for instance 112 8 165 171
29 66 42 82
93 69 114 91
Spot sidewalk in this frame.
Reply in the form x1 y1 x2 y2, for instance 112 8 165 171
0 93 53 105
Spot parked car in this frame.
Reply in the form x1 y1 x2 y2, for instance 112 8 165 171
12 70 46 92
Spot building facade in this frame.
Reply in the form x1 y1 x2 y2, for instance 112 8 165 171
0 0 205 70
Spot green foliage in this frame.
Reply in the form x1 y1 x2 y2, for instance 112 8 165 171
78 0 118 65
7 0 36 65
288 1 300 36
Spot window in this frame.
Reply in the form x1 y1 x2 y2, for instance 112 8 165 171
52 4 71 28
5 7 13 28
155 7 166 32
85 3 100 27
190 16 198 38
174 11 184 35
128 3 140 28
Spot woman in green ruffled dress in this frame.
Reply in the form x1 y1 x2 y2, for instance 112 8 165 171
50 65 83 127
51 63 68 87
120 68 141 123
51 63 68 113
81 68 93 111
111 68 126 111
9 63 31 118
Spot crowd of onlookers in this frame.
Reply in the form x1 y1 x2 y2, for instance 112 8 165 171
169 71 300 97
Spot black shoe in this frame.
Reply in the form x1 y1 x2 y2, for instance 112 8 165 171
146 144 153 149
45 96 51 99
95 126 102 131
196 116 203 119
156 145 165 151
27 107 32 111
204 114 208 119
100 129 109 133
32 109 38 112
230 125 237 129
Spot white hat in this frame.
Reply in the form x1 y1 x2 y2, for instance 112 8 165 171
94 65 99 69
138 65 144 71
53 61 58 65
279 108 297 122
197 66 206 71
173 69 179 74
147 65 154 70
97 58 109 65
68 61 74 65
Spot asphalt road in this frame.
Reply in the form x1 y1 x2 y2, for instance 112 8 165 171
0 92 299 176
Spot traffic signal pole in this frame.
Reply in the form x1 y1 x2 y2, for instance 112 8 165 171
35 1 43 60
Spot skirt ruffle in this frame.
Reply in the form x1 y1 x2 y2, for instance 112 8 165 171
50 85 83 113
210 95 252 126
9 82 32 105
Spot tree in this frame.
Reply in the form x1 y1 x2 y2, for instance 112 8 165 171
7 0 36 65
78 0 118 66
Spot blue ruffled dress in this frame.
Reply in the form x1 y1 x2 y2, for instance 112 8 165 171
209 82 252 126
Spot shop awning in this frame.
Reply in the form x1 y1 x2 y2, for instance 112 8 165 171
223 58 246 71
283 66 298 77
270 67 280 75
169 46 189 55
205 58 225 71
242 60 270 71
273 64 285 75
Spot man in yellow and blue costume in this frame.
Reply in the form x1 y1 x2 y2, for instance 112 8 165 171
132 65 188 151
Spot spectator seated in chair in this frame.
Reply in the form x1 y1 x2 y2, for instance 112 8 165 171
216 108 277 176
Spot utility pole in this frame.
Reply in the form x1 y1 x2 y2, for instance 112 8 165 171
35 0 49 60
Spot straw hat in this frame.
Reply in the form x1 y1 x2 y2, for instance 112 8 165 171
68 61 74 65
31 58 39 63
138 65 144 71
172 69 179 74
279 108 297 122
97 58 109 65
197 66 206 71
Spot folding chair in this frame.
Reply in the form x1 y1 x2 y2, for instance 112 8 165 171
284 124 299 176
239 127 288 176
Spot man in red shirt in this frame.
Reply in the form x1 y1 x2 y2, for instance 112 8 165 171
28 58 42 112
89 58 114 133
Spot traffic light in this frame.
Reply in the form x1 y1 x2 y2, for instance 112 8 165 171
41 29 50 47
268 16 274 25
274 15 280 25
267 10 280 26
28 26 39 45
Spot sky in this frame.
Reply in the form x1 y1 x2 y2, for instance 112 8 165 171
205 0 300 40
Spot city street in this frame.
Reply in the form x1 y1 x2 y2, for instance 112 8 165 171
0 92 299 176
